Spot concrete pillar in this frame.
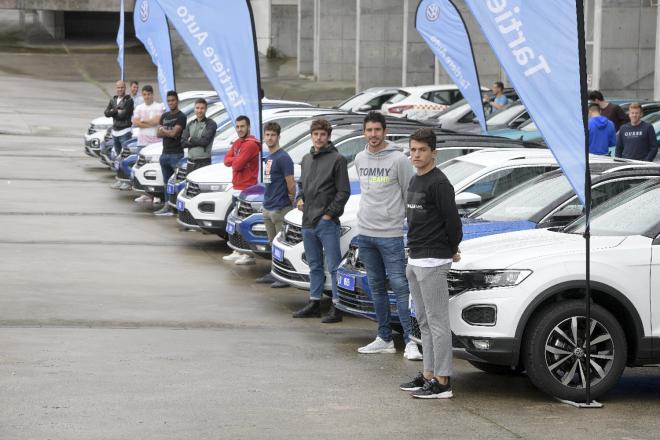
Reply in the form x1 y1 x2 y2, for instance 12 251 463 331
271 3 297 58
654 4 660 100
252 0 272 55
315 0 356 81
356 0 403 91
37 10 64 39
297 0 315 75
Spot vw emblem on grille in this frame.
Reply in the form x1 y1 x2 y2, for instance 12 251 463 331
426 3 440 21
140 0 149 22
283 223 289 237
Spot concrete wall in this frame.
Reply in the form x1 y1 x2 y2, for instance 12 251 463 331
598 0 656 99
297 0 314 75
356 0 403 91
271 4 297 57
315 0 356 81
252 0 272 55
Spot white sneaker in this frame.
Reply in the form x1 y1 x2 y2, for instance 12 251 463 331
134 194 152 203
222 251 243 262
234 254 256 265
404 341 423 361
152 197 162 205
357 337 396 354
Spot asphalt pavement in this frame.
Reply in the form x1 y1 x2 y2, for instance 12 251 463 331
2 48 660 440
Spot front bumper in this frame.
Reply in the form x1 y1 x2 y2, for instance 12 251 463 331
175 189 234 234
452 334 517 366
334 265 400 322
133 162 164 196
226 212 271 258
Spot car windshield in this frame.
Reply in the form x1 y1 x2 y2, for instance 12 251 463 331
565 180 660 236
337 93 366 109
643 112 660 133
438 159 486 185
486 103 523 125
286 127 358 164
470 174 571 221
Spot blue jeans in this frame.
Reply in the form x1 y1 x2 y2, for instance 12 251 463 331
112 131 132 155
302 219 342 302
358 235 412 344
160 153 183 189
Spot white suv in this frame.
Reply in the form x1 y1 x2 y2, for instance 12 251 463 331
449 177 660 401
381 85 488 120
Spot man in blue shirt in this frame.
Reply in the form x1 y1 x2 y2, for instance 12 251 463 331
255 121 296 288
588 103 616 155
484 81 509 113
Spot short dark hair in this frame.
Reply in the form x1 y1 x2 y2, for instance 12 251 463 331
409 128 437 150
194 98 208 107
588 90 604 101
264 121 281 135
141 85 153 94
130 80 139 86
363 111 387 130
236 115 250 125
166 90 178 100
494 81 504 89
310 118 332 136
588 103 601 113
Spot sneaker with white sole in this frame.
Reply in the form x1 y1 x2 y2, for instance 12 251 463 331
411 378 453 399
152 197 162 205
357 337 396 354
404 341 423 361
118 182 132 191
234 254 256 265
134 195 152 203
222 251 243 262
400 372 427 391
110 180 122 189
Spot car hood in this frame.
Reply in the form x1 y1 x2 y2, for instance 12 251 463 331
187 163 233 184
92 116 112 126
284 194 361 227
140 142 163 155
239 183 266 202
461 218 537 241
455 229 626 269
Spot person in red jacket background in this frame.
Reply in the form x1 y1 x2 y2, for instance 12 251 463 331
223 115 261 265
224 115 260 191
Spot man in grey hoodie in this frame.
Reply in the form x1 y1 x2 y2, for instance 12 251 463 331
354 111 421 360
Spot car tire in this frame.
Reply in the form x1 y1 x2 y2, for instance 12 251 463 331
523 300 627 401
468 361 523 375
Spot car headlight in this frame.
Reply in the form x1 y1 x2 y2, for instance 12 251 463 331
454 270 532 290
198 182 231 192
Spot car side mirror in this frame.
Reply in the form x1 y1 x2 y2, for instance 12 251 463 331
357 104 372 112
455 192 482 207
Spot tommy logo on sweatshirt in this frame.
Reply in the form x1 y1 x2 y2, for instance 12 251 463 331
358 167 392 183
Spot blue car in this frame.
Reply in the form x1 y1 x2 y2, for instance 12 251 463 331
334 159 660 325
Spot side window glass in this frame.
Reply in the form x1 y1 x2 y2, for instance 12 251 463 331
337 138 366 163
458 111 476 123
430 91 450 105
421 92 431 101
591 178 647 207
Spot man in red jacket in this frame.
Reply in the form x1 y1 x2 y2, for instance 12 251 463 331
223 115 261 265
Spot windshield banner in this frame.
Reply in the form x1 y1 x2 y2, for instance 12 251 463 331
134 0 176 101
156 0 262 140
416 0 488 133
116 0 125 80
464 0 587 203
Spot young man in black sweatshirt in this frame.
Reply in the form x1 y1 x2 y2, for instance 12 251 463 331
615 102 658 162
399 128 462 399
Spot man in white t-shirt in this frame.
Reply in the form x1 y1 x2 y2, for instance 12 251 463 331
132 85 163 202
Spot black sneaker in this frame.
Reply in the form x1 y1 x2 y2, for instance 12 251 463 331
411 378 453 399
399 372 427 391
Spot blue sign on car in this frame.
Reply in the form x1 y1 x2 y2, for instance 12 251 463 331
272 245 284 262
176 200 185 212
167 183 175 194
337 272 355 291
226 221 236 235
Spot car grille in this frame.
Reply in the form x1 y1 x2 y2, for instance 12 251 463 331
178 209 197 226
337 286 375 313
175 167 187 181
167 191 177 206
186 182 201 198
272 258 310 282
343 244 365 270
120 148 131 159
228 231 251 251
136 156 147 168
282 221 303 246
236 201 256 220
447 270 467 296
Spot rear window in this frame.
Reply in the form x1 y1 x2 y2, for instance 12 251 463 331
386 91 411 105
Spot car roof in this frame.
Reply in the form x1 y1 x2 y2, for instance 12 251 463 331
452 148 554 166
399 84 461 93
360 87 402 94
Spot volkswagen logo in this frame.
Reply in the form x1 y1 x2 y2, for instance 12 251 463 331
140 0 149 22
426 3 440 21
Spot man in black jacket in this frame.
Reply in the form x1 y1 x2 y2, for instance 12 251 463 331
399 128 462 399
293 118 351 323
104 80 134 157
181 98 217 172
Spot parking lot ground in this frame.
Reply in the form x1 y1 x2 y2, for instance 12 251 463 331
2 48 660 440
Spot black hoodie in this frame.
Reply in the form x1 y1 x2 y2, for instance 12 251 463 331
297 143 351 228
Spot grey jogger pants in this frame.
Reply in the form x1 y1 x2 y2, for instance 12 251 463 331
406 263 452 377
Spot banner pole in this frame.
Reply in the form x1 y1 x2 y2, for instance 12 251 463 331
245 0 264 182
576 0 593 405
165 16 176 92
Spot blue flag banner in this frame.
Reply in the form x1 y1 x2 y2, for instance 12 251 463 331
464 0 586 204
156 0 262 140
416 0 488 133
134 0 176 101
116 0 125 80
